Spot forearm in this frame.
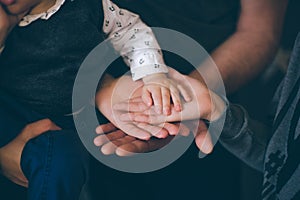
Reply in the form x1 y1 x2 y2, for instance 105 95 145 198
95 74 116 121
190 0 288 93
214 104 271 172
190 30 279 93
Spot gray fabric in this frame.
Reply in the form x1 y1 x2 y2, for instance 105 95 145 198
216 32 300 199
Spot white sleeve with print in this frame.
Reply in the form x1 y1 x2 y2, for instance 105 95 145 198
102 0 168 81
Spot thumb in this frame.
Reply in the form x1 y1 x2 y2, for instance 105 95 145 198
20 119 61 142
194 121 214 155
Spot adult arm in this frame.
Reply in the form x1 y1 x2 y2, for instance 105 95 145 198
111 68 273 171
214 104 271 172
190 0 289 93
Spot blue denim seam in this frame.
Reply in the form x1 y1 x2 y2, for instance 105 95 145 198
41 133 54 199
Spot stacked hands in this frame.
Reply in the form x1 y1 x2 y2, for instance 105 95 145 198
0 4 226 186
94 68 227 156
0 0 226 160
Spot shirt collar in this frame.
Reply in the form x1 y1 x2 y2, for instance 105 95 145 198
19 0 66 27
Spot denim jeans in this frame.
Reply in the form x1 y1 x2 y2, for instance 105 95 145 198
0 90 89 200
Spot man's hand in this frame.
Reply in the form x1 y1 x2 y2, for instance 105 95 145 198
94 120 213 156
94 122 191 156
0 4 28 48
0 119 61 187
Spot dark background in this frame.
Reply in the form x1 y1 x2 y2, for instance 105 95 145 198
1 0 299 199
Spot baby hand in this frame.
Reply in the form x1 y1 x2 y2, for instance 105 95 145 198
142 73 191 115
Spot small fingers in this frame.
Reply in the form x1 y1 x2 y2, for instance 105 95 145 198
142 87 153 107
170 86 182 112
161 87 171 115
150 87 163 114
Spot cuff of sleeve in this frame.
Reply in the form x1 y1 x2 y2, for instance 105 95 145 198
128 49 168 80
218 104 247 141
203 95 228 141
131 64 169 81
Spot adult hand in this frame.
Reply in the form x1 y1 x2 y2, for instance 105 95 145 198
94 119 213 156
96 75 179 140
114 68 226 124
0 119 61 187
94 122 191 156
0 4 28 47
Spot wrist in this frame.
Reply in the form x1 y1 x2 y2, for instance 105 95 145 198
142 73 167 84
206 93 227 122
95 77 116 109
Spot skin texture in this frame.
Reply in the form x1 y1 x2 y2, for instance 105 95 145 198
115 68 226 124
190 0 289 93
94 70 218 156
96 75 185 140
94 0 289 156
0 0 289 186
141 73 191 116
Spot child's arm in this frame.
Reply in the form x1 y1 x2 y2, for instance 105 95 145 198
102 0 191 115
102 0 168 80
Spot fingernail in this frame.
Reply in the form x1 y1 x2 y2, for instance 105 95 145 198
164 108 170 115
176 105 181 111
